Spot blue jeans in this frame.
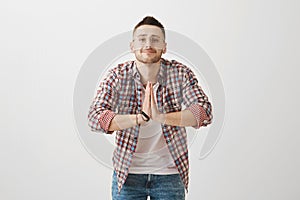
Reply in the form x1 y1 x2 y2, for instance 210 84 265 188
112 171 185 200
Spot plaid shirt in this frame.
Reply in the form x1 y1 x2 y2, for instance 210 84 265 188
88 58 213 193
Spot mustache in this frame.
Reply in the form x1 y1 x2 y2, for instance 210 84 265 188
140 48 157 53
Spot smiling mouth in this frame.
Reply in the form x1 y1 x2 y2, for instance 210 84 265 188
141 49 156 53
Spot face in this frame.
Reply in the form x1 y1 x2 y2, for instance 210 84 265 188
130 25 167 64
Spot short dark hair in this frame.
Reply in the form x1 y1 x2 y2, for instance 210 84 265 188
133 16 165 39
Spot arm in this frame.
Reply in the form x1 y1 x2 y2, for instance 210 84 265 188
87 69 119 134
88 70 149 133
150 68 213 128
181 68 213 127
107 114 146 131
108 81 151 131
154 109 197 127
152 105 209 127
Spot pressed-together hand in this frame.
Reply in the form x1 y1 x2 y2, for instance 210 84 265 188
137 81 151 125
142 82 151 116
149 82 164 122
140 82 164 124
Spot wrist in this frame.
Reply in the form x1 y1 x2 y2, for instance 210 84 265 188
136 114 144 125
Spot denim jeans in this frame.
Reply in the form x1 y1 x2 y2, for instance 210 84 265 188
112 171 185 200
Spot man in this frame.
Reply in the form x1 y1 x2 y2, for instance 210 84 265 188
88 16 213 200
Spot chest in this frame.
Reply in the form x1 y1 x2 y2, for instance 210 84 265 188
116 79 183 114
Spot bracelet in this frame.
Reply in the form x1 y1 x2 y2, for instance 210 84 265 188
141 111 150 122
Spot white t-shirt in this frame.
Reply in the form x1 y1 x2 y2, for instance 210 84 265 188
129 83 179 174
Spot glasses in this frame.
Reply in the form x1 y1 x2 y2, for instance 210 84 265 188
132 36 165 50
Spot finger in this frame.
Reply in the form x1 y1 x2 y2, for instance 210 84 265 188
143 82 151 113
150 83 154 100
145 82 150 97
150 84 157 108
147 82 152 103
146 81 150 90
144 82 150 97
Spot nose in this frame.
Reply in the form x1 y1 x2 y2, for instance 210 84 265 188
144 39 152 48
144 45 151 49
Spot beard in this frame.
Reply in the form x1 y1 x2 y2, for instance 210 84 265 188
134 48 163 64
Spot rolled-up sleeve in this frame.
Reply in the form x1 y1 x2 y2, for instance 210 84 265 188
182 68 213 128
88 69 118 134
186 103 209 129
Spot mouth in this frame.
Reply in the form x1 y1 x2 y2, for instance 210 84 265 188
141 48 157 53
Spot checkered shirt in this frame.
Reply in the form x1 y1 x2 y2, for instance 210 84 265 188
88 58 213 193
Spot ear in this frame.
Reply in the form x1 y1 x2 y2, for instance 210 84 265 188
162 42 167 54
130 41 134 53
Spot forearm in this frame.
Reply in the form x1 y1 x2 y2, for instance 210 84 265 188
155 110 197 127
108 114 144 131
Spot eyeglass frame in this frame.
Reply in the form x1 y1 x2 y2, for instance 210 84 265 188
132 34 166 48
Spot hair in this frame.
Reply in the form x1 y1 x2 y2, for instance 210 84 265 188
133 16 165 39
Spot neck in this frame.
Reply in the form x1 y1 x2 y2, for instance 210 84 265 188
135 60 161 84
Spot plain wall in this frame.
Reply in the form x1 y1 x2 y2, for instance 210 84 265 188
1 0 299 199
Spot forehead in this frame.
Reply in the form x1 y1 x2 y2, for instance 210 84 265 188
133 25 164 38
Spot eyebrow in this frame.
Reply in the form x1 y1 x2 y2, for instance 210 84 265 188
136 34 161 38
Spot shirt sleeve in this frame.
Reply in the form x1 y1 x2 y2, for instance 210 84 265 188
87 69 118 134
182 67 213 128
186 103 209 129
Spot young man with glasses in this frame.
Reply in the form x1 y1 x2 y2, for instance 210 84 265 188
88 16 213 200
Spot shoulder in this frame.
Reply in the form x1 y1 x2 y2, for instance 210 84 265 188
107 60 134 77
162 58 193 75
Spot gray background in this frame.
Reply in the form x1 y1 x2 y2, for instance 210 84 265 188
1 0 299 199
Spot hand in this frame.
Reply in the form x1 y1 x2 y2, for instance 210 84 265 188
150 82 164 122
142 81 151 118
